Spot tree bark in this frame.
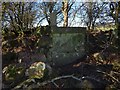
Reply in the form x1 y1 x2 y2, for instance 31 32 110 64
62 0 68 27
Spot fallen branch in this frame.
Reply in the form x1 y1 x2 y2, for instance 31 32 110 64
13 74 82 89
37 74 82 86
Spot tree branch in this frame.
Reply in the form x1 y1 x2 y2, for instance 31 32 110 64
13 74 83 89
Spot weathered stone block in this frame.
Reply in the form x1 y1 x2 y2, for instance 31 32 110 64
47 27 86 66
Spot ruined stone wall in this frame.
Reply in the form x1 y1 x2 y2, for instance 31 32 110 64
47 27 86 66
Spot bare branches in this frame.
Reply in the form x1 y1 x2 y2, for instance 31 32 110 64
2 2 37 30
69 3 85 26
37 74 80 86
13 74 83 89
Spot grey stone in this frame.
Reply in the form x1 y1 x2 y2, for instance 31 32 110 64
47 27 86 66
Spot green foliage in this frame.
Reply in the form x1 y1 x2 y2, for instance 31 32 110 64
3 64 24 81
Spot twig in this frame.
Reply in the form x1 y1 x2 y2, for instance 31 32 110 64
112 71 120 75
97 70 120 84
51 81 59 88
71 75 82 82
12 79 33 90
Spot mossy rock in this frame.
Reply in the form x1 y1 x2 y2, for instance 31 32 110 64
25 62 46 79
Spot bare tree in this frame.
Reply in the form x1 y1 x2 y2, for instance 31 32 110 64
2 2 37 36
109 1 120 50
2 2 38 50
109 2 120 29
77 2 109 31
37 2 58 26
37 1 74 27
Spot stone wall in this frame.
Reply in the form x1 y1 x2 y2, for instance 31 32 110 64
47 27 86 66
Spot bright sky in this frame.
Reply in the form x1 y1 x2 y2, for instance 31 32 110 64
34 1 115 27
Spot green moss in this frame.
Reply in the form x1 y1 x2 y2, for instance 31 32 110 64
3 64 25 81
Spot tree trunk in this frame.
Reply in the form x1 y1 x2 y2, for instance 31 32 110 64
86 2 93 31
62 0 68 27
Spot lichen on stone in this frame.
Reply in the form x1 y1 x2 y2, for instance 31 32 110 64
25 62 46 79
